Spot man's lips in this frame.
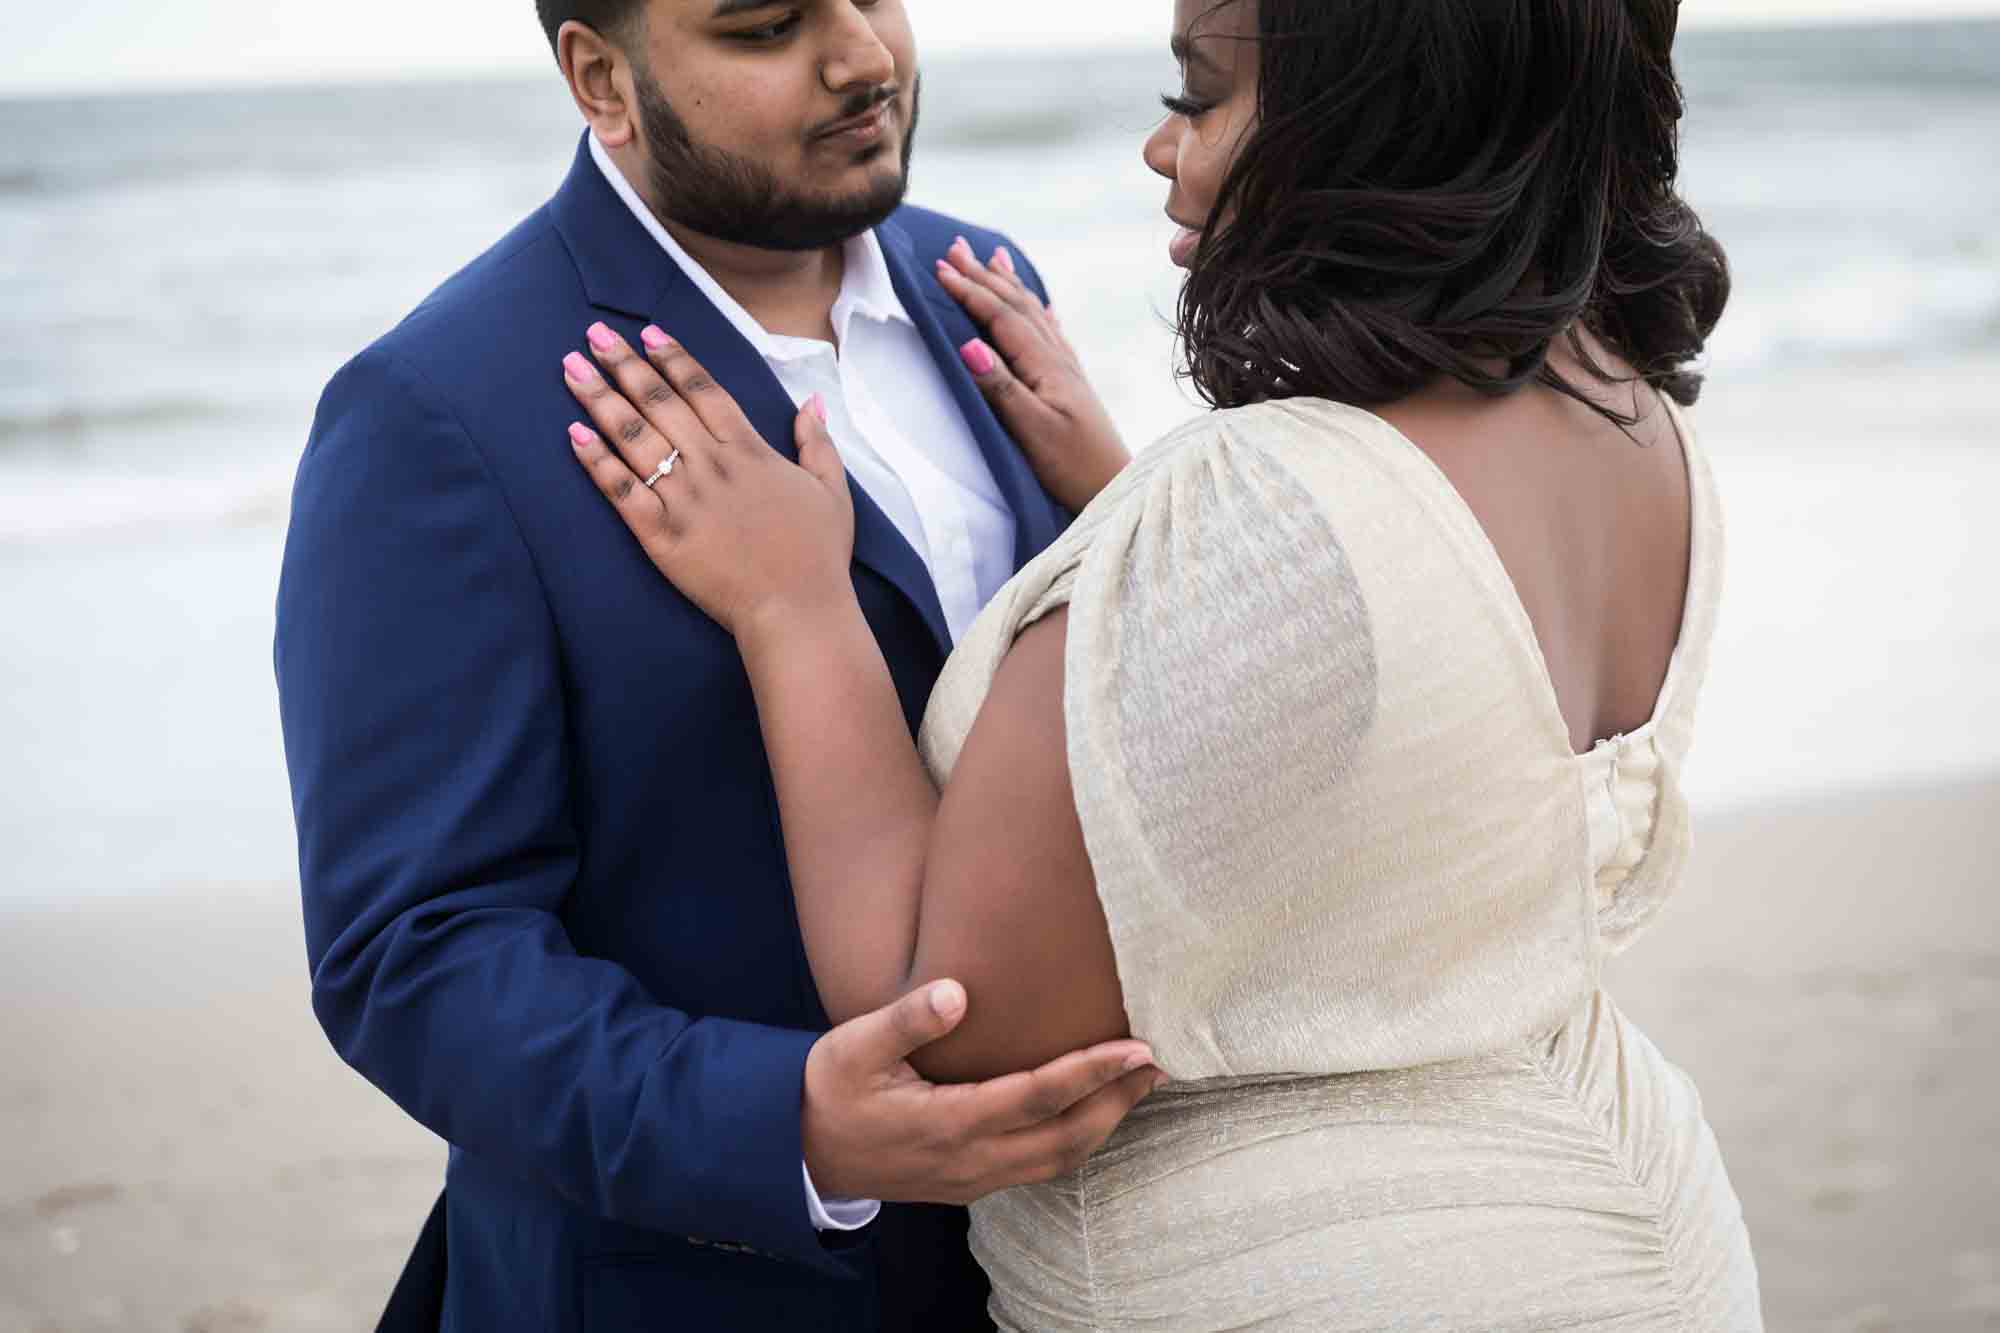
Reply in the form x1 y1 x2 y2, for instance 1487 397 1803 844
815 100 895 143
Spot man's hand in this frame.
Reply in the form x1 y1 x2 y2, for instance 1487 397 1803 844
802 980 1165 1205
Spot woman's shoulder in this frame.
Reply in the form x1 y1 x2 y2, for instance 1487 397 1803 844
921 401 1400 777
1129 395 1398 467
1067 397 1442 558
1085 395 1385 488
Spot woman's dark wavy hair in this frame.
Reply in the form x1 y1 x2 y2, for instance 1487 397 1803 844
1177 0 1730 420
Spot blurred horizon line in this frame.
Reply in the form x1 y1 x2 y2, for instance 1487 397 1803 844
4 10 1998 105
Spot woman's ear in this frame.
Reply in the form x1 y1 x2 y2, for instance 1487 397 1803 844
557 20 638 149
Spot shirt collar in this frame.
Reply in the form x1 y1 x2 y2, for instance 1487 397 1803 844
588 132 913 364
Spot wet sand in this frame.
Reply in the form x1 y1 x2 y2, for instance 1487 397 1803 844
3 778 1996 1332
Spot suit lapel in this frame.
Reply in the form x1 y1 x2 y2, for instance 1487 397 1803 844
549 136 952 654
877 220 1069 574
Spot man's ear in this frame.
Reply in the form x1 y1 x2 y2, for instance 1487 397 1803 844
558 19 638 148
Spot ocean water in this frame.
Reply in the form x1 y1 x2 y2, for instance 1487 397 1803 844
1 22 1997 901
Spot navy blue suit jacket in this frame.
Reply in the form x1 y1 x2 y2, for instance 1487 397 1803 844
276 135 1071 1332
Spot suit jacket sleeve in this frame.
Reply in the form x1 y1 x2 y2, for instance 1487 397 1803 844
276 345 843 1272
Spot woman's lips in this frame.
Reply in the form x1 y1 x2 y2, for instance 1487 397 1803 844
1169 225 1202 268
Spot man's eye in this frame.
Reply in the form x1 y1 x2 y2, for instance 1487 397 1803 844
730 12 802 43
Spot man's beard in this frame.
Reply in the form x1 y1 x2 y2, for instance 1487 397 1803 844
634 68 920 252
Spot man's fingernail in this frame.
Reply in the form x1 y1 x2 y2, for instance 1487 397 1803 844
641 325 672 351
930 981 966 1020
959 338 996 377
806 393 828 426
563 351 599 382
586 322 619 353
992 246 1016 275
567 422 596 448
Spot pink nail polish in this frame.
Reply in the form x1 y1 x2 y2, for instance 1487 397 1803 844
563 351 599 382
807 393 828 426
641 325 672 351
993 246 1016 276
959 338 996 377
568 422 596 448
951 235 973 260
586 322 618 353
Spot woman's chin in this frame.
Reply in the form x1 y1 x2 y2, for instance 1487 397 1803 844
1169 227 1202 269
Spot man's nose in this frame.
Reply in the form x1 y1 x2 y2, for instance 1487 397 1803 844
822 5 897 92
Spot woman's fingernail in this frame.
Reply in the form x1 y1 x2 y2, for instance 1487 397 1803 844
1152 1072 1172 1091
567 422 597 449
563 351 599 382
641 325 672 352
806 393 828 426
1121 1049 1153 1073
586 322 619 353
992 246 1016 276
959 338 996 377
951 235 973 261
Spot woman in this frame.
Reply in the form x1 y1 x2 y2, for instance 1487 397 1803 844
562 0 1759 1326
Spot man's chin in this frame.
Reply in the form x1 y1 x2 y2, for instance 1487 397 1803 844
763 175 909 250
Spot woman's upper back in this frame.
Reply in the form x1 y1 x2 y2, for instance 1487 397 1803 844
921 394 1723 1081
1378 360 1696 757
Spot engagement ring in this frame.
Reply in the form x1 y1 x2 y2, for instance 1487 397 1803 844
644 451 682 489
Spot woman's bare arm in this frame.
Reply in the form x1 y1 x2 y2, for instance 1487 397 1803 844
561 323 1132 1084
739 602 1129 1084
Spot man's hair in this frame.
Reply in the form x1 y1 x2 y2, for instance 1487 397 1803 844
536 0 645 53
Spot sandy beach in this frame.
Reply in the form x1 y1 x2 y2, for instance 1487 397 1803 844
2 777 1994 1332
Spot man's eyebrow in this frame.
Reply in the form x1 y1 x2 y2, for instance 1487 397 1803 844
1170 35 1220 73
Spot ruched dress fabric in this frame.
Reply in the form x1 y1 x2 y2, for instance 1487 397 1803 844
918 399 1762 1331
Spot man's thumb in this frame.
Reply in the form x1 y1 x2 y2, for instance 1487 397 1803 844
853 981 967 1068
795 394 846 491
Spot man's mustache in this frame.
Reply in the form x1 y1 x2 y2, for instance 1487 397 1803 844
812 84 901 138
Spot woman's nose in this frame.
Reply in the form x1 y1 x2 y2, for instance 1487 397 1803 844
1143 118 1177 182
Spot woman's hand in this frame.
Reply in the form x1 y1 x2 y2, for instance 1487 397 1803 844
935 239 1131 513
564 322 856 642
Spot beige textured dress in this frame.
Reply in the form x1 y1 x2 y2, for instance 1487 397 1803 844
919 398 1762 1330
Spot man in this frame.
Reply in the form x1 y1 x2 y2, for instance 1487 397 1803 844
274 2 1158 1328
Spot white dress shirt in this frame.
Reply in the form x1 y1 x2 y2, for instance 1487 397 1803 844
592 136 1018 1233
590 134 1016 644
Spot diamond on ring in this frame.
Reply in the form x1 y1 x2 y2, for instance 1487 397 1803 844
644 450 682 489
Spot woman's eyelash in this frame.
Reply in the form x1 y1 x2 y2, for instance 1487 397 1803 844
1160 93 1212 119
